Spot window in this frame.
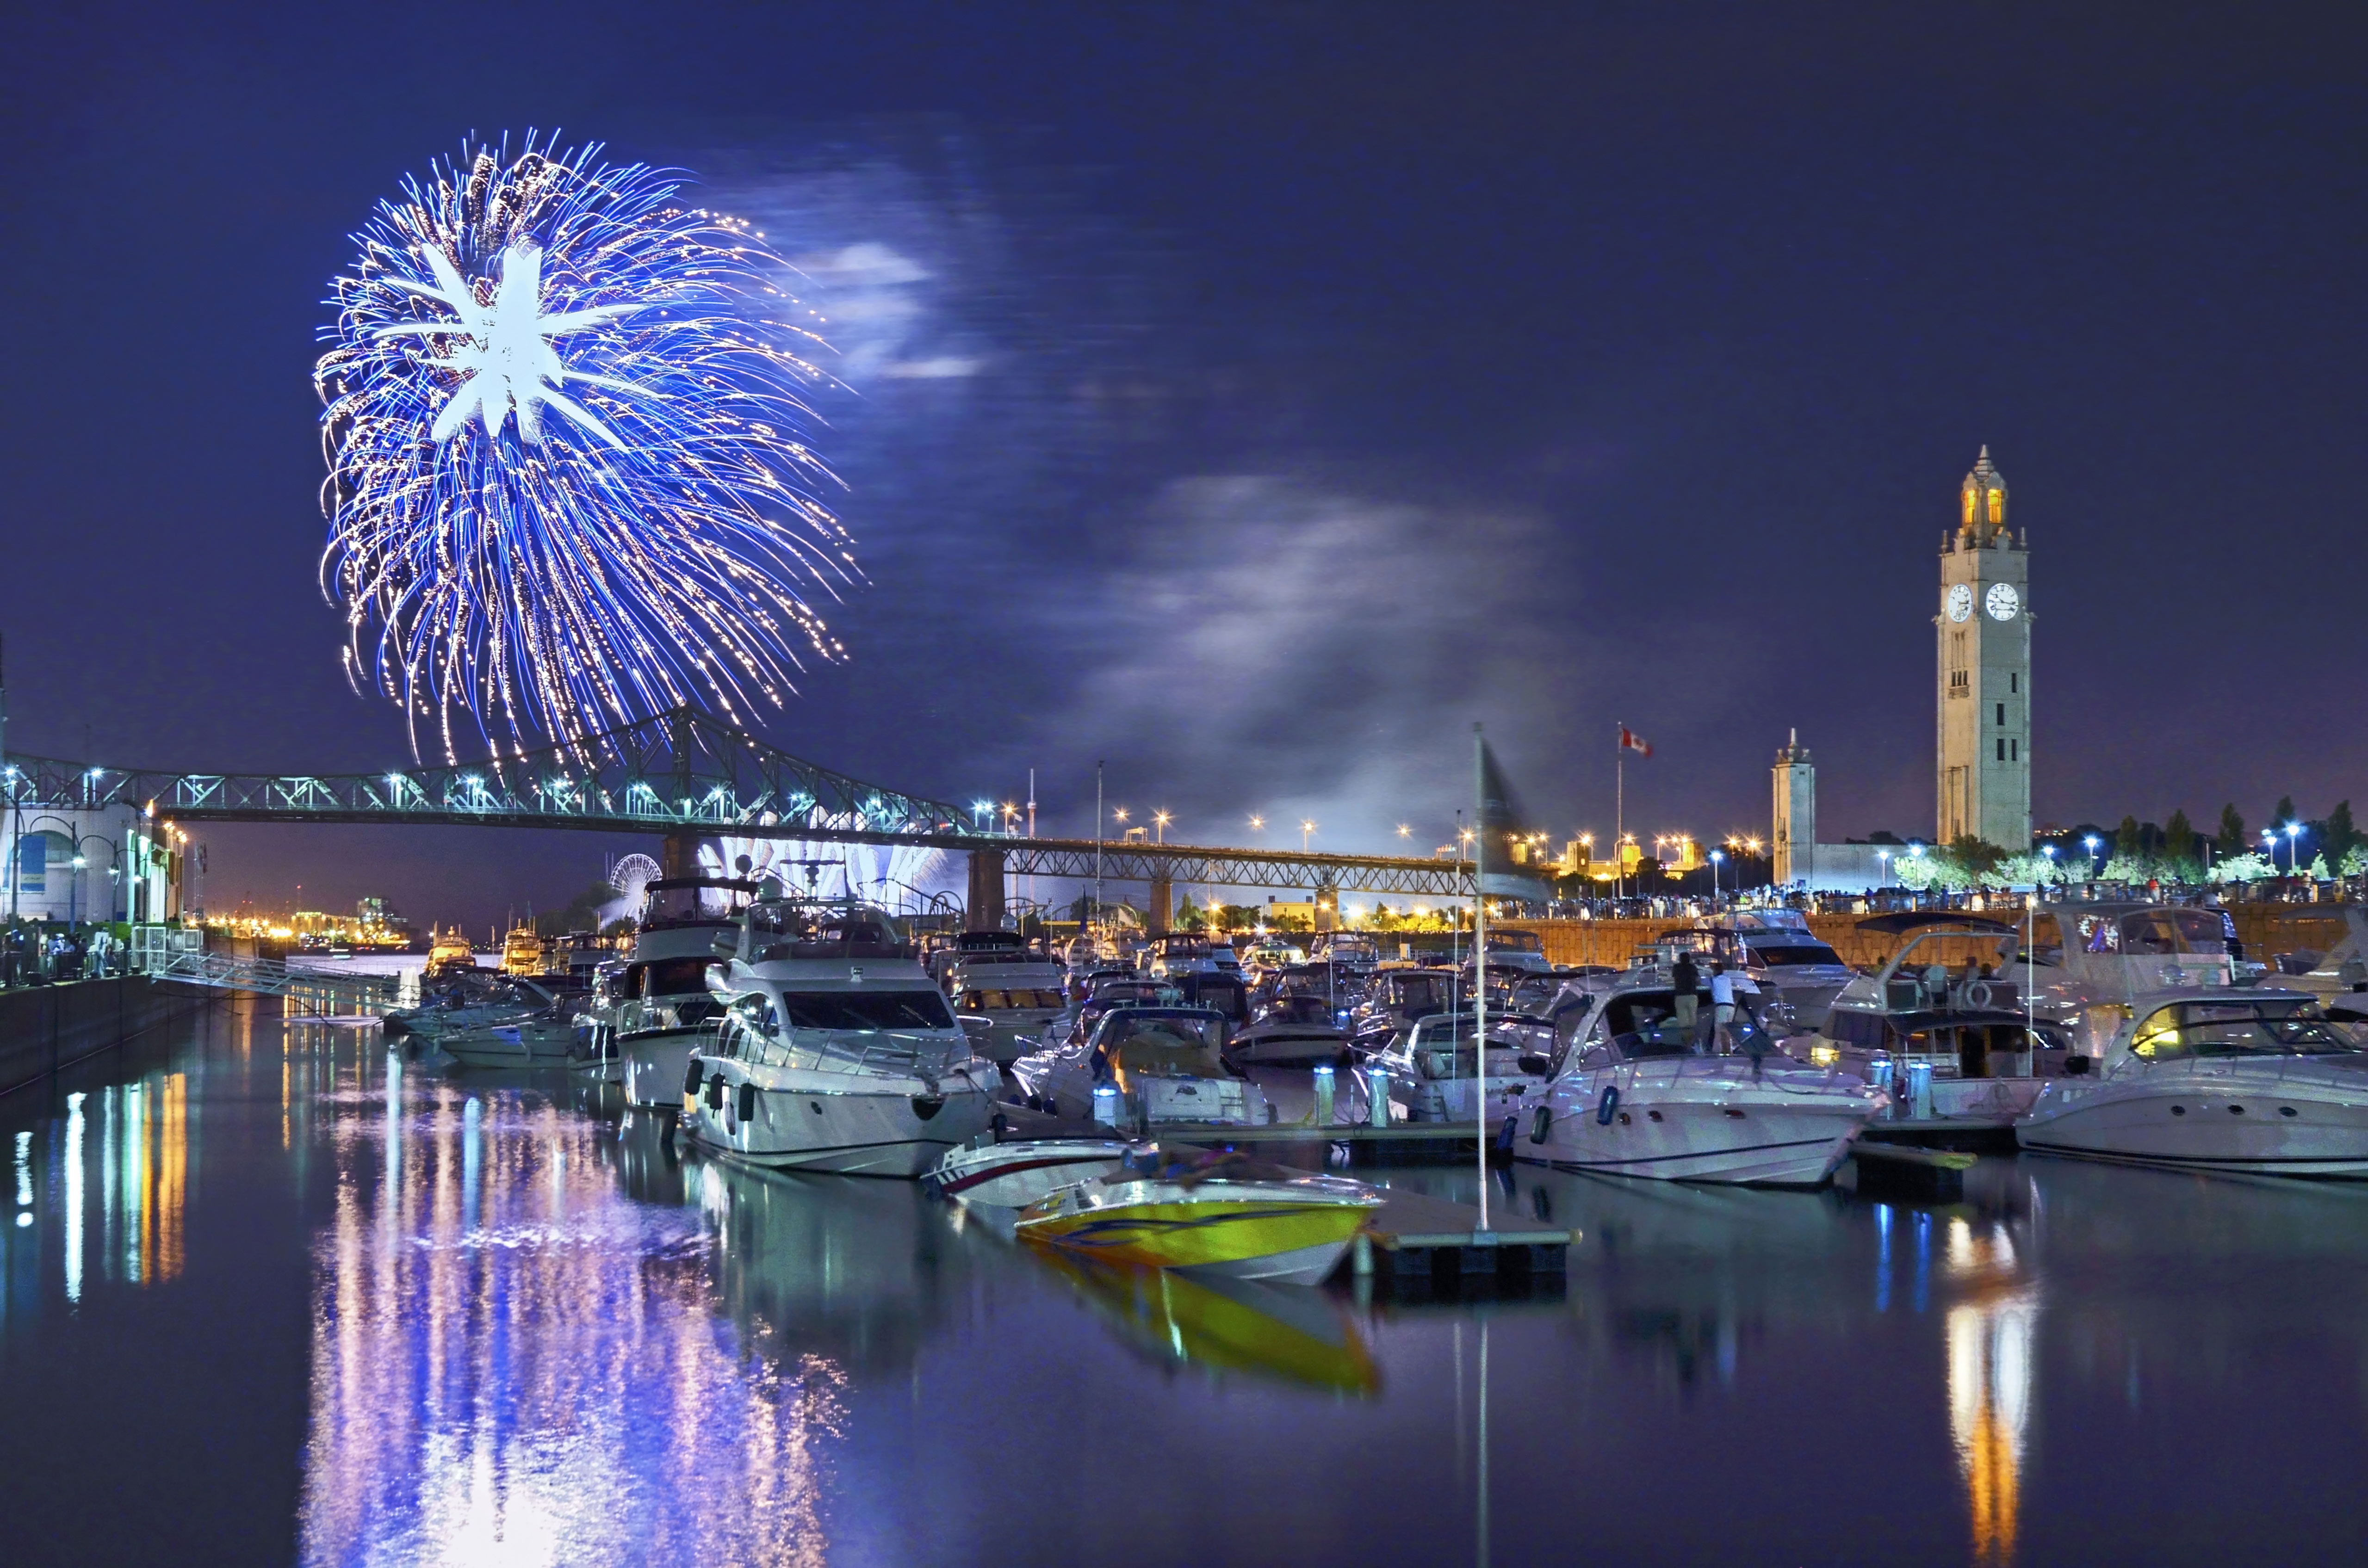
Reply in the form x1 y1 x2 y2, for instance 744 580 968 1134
1996 739 2005 761
1987 488 2003 525
2010 672 2018 693
779 990 955 1031
1962 488 1976 525
1996 702 2006 726
2010 739 2018 761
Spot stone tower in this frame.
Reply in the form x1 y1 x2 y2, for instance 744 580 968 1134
1935 446 2032 849
1771 729 1815 887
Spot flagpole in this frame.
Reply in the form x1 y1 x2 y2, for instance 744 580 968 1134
1615 722 1624 901
1474 722 1488 1232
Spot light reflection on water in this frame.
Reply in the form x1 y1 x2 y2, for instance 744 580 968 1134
290 1031 841 1565
10 1014 2368 1564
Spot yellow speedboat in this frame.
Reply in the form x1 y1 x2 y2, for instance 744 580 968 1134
1040 1254 1380 1393
1015 1159 1380 1287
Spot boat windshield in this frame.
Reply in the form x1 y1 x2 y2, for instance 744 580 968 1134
960 987 1065 1011
2130 1000 2356 1060
1748 942 1843 968
1484 932 1543 954
641 882 753 928
1263 995 1338 1027
1098 1012 1228 1076
778 989 955 1032
2078 908 2227 956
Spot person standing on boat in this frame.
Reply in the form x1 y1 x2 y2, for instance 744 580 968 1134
1709 962 1738 1053
1671 951 1702 1046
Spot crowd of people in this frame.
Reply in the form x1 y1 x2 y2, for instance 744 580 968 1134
0 922 125 988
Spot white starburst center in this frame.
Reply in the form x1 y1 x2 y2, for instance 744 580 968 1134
376 243 643 448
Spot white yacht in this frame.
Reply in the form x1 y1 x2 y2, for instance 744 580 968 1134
929 1136 1146 1214
942 933 1069 1066
1673 910 1859 1034
2015 989 2368 1176
682 899 1001 1176
385 971 578 1064
1009 1005 1274 1132
1367 1009 1549 1127
1517 969 1884 1185
604 876 756 1108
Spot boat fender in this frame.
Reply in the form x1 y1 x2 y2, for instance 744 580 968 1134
737 1082 757 1124
707 1073 726 1111
684 1060 705 1097
1530 1104 1553 1144
1965 981 1995 1010
1494 1114 1518 1151
1596 1085 1620 1126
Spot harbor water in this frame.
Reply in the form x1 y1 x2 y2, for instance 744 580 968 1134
5 1003 2368 1566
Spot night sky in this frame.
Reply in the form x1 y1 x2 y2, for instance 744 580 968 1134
3 4 2361 928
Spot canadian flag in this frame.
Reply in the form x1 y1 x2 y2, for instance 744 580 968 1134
1619 726 1653 758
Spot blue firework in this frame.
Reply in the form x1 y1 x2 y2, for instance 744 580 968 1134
316 134 854 757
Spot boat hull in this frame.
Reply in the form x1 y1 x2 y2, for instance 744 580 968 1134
2017 1073 2368 1177
684 1068 1001 1177
619 1025 714 1109
1017 1191 1374 1286
1521 1066 1877 1185
930 1139 1138 1208
440 1019 579 1066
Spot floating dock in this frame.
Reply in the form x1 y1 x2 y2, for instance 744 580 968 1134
1350 1185 1575 1287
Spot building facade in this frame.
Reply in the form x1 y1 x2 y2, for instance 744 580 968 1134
1936 447 2033 850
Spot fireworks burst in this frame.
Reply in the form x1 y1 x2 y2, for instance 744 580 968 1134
316 133 856 758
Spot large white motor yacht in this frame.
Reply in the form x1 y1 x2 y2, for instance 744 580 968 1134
1518 970 1884 1185
683 899 1001 1176
2015 989 2368 1177
604 876 756 1108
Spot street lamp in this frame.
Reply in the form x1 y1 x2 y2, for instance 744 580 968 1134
2263 827 2278 872
2287 821 2304 873
1153 811 1171 844
1396 824 1412 840
1300 820 1316 852
2084 834 2101 870
1877 848 1891 886
1709 848 1724 898
1248 815 1265 833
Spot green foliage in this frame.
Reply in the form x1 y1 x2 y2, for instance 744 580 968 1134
2115 815 2144 861
2274 796 2298 831
2309 853 2333 881
1268 910 1313 934
2323 801 2360 864
1990 852 2068 889
2215 803 2247 856
2211 851 2274 883
2342 846 2368 878
600 917 636 938
2162 808 2194 861
1946 835 2008 879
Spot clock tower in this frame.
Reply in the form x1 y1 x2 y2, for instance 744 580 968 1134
1936 446 2031 849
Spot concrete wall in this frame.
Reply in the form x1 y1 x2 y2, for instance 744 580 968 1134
0 978 217 1098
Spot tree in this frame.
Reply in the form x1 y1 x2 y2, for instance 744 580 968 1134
2274 796 2298 831
2214 803 2247 857
2114 815 2144 863
2158 808 2201 883
2323 801 2360 865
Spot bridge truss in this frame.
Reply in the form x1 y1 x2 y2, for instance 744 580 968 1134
0 705 1548 899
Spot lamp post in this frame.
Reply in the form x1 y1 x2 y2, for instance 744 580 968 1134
2287 821 2304 875
2084 834 2101 874
1709 849 1724 900
1877 848 1891 889
2263 827 2278 874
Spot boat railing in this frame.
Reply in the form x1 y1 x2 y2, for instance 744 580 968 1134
778 1029 973 1079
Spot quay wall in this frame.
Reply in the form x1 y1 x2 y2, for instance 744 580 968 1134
0 979 219 1098
1496 904 2353 972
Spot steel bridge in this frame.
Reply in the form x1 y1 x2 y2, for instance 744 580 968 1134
0 705 1549 923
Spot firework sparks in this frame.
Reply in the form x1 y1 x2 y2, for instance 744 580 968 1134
317 133 855 757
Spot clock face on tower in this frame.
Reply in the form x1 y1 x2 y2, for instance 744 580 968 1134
1985 582 2021 621
1946 584 1973 622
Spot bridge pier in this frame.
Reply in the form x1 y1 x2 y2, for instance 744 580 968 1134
1147 871 1172 937
966 848 1006 931
661 830 701 880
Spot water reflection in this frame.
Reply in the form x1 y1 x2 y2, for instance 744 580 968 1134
1041 1253 1380 1393
294 1039 842 1565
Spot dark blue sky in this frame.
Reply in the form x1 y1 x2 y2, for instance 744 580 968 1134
3 3 2362 926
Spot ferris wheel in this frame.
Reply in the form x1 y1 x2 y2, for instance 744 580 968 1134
608 853 663 907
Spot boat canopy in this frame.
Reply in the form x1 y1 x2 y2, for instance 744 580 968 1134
1096 1008 1231 1078
2128 995 2357 1061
